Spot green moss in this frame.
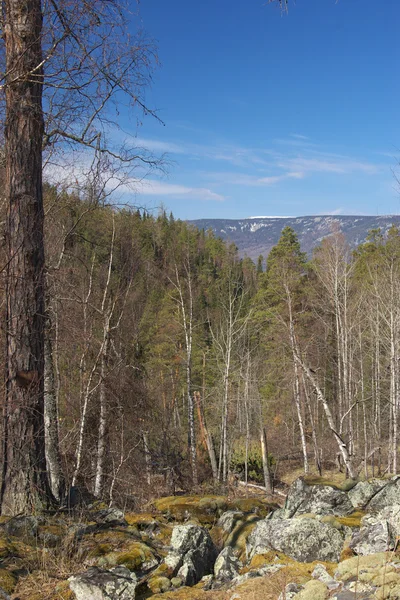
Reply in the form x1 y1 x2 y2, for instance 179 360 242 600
303 475 358 491
336 511 365 528
150 586 210 599
115 542 157 571
228 497 277 516
151 495 228 524
148 575 172 593
0 568 17 594
295 579 329 600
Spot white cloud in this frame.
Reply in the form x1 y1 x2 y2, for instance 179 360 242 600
136 179 225 202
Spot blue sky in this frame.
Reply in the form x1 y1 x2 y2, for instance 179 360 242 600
117 0 400 220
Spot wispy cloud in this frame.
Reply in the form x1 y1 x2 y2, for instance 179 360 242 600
136 179 225 202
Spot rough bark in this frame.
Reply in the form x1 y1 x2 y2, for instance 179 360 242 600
1 0 54 513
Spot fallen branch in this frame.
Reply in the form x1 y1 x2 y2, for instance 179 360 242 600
237 480 286 498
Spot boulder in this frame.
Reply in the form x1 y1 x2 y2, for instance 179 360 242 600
247 517 345 563
213 547 241 583
68 566 137 599
349 515 391 555
284 478 353 518
4 515 39 541
350 504 400 555
92 508 127 528
366 477 400 512
293 579 329 600
312 564 340 591
164 523 217 585
216 511 244 535
347 479 387 509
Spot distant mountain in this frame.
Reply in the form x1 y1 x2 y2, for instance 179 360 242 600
188 215 400 260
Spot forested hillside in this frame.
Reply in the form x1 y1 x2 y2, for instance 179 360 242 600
1 188 398 508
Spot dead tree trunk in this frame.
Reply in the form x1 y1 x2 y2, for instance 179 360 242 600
44 319 65 502
1 0 53 513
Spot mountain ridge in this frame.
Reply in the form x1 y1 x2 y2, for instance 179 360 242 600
188 215 400 260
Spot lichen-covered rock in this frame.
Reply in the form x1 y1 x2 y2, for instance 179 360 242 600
350 505 400 556
284 478 353 518
97 541 159 572
347 479 387 509
216 511 244 535
312 563 340 590
213 547 241 583
4 516 39 541
92 508 127 528
366 476 400 512
68 566 137 599
230 563 284 587
349 514 391 555
148 575 171 593
164 523 217 586
293 579 329 600
151 495 228 524
248 517 345 563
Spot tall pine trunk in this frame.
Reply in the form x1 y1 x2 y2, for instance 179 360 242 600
2 0 52 513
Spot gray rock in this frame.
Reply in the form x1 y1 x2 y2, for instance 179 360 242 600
4 515 39 540
312 563 340 590
347 479 387 509
284 478 354 517
214 547 241 583
92 508 127 527
216 511 244 535
248 517 345 563
177 559 197 586
366 476 400 512
350 504 400 555
165 523 217 585
350 514 391 555
68 566 137 600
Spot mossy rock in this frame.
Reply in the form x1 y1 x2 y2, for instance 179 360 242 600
0 568 17 594
228 497 277 516
148 575 172 593
225 515 260 561
303 475 358 491
79 528 141 561
295 578 329 600
243 550 289 573
0 536 11 560
38 524 66 547
150 561 175 579
336 510 365 528
210 513 260 561
150 587 211 599
151 496 228 524
115 541 158 571
125 513 165 528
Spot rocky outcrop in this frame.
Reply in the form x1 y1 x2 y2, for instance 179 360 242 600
6 477 400 598
283 477 354 518
347 479 387 509
68 566 137 599
213 547 241 584
366 476 400 512
163 523 217 586
349 504 400 555
247 516 345 563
